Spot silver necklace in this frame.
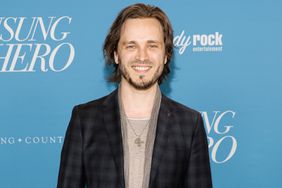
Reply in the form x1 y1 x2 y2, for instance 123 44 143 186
126 118 150 147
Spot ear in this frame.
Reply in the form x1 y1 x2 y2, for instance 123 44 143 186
164 55 168 64
114 51 119 64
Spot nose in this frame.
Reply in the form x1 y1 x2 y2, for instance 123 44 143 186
136 47 148 61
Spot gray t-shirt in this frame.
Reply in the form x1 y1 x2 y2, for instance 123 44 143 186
126 117 150 188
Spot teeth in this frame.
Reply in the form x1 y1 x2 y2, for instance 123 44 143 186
133 66 150 71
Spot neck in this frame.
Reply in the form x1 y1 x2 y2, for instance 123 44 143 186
120 79 158 118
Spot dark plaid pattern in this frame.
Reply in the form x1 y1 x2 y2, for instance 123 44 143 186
57 89 212 188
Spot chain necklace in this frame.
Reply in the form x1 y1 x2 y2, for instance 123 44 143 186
118 86 162 188
126 118 150 147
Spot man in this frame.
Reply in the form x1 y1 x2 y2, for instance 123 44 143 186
57 3 212 188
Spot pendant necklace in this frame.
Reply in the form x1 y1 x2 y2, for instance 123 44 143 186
126 118 150 147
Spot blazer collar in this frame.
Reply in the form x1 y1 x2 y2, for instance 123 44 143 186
149 95 173 187
102 89 125 188
102 89 173 188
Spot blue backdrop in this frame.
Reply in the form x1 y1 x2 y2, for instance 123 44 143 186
1 0 282 187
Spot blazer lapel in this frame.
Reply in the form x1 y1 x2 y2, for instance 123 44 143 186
102 89 125 188
149 95 172 187
101 90 172 188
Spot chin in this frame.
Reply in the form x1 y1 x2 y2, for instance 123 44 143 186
129 78 157 90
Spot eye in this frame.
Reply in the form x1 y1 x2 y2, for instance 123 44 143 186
126 45 136 49
148 44 158 48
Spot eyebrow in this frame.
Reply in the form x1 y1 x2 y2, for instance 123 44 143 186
122 41 136 45
147 40 162 44
122 40 162 45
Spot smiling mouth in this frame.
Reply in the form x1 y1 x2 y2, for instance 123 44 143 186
131 65 152 72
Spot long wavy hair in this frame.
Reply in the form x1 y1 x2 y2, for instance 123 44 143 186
103 3 174 84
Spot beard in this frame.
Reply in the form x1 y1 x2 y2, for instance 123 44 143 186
118 59 163 90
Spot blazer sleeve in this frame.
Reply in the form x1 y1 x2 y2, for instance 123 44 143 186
57 106 86 188
184 112 213 188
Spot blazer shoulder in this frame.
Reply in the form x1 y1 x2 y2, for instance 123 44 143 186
162 95 201 118
74 90 117 113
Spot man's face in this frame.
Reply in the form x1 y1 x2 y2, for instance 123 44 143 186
114 18 167 90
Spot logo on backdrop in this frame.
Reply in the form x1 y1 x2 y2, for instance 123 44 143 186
201 110 237 164
0 136 64 145
174 30 223 55
0 16 75 72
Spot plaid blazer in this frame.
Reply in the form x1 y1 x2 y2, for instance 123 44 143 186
57 89 212 188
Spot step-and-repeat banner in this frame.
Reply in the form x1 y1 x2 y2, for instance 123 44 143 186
1 0 281 187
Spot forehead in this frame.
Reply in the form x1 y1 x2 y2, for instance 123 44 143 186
119 18 164 42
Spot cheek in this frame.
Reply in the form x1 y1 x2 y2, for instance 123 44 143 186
151 53 166 65
122 54 136 65
158 63 165 73
149 49 165 59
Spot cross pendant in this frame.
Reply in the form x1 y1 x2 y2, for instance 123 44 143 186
134 137 144 147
